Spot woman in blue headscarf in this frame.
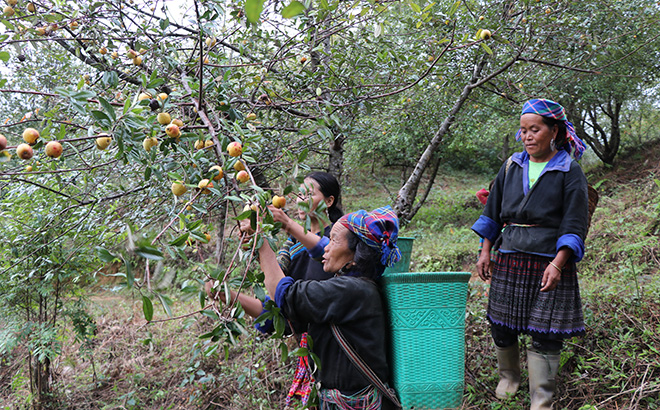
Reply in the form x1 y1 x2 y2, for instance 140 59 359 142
472 99 589 410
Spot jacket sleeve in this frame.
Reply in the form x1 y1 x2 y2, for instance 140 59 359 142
472 161 507 243
557 162 589 261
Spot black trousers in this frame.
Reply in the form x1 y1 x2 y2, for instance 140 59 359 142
491 323 563 354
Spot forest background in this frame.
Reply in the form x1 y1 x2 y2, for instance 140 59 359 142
0 0 659 409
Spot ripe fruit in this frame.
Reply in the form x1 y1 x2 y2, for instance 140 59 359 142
198 179 213 194
7 0 17 5
209 165 223 181
204 140 214 149
165 124 180 138
194 139 205 150
157 92 168 101
45 141 63 158
133 56 142 66
27 3 36 12
99 47 108 55
205 37 217 48
16 143 34 160
204 232 211 242
95 136 112 150
227 141 242 157
138 92 151 101
25 165 33 172
36 27 46 36
157 112 171 125
69 21 78 30
246 112 257 121
0 134 7 151
233 160 245 171
111 51 119 59
272 195 286 209
127 49 138 59
171 181 187 196
478 15 484 21
22 128 40 144
139 48 147 54
236 170 249 183
480 29 492 40
172 118 184 127
142 137 158 151
300 56 307 63
3 6 14 16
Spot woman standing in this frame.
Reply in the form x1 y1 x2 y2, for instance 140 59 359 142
471 99 589 410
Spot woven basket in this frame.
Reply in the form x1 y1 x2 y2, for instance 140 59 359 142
381 272 471 410
384 237 415 274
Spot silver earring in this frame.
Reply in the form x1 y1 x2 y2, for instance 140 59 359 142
550 139 556 151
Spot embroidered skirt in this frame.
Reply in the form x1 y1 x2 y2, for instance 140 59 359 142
487 252 585 340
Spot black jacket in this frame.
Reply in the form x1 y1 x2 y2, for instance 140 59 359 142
276 275 389 393
472 150 589 261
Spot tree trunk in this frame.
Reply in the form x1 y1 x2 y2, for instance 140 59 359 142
328 132 346 210
393 59 487 223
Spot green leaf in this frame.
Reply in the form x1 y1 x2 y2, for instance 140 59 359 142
135 245 164 260
409 1 421 13
142 296 154 321
279 342 288 363
448 0 460 16
169 233 189 246
91 110 110 122
157 293 173 317
0 51 10 62
97 97 116 121
281 1 305 18
245 0 265 24
480 42 493 56
95 246 116 262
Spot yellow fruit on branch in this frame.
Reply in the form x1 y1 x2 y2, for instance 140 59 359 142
16 143 34 160
480 29 492 40
157 93 168 101
127 49 138 59
142 137 158 151
171 181 187 196
27 2 36 12
133 56 142 66
45 141 63 158
22 128 40 144
157 112 171 125
209 165 223 181
233 160 245 171
165 124 181 138
3 6 14 16
138 92 151 101
272 195 286 209
172 118 184 127
95 136 112 150
227 141 242 157
204 140 214 149
246 112 257 121
236 170 249 183
99 47 108 55
194 140 205 150
0 134 7 151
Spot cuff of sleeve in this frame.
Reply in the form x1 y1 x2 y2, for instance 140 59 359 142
274 276 295 308
471 215 501 243
307 236 329 259
557 234 584 262
253 296 273 334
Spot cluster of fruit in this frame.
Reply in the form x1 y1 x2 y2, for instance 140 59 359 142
0 128 64 166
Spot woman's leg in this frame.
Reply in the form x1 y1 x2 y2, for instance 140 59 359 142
491 325 520 399
527 336 562 410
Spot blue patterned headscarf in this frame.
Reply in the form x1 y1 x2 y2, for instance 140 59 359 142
515 98 587 160
338 206 401 268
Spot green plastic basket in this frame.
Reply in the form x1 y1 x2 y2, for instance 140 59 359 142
381 272 471 410
384 237 415 274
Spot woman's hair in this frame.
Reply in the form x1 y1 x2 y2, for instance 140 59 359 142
306 172 343 223
345 230 384 280
540 116 568 151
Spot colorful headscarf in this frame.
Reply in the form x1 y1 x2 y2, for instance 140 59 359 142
338 206 401 268
515 98 587 160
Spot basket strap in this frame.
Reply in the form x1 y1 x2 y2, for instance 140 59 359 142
330 324 402 409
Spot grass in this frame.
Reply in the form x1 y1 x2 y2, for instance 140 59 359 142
1 142 659 409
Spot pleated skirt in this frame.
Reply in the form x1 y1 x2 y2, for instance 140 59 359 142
487 252 585 340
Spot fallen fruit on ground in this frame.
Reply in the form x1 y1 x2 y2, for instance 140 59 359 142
45 141 63 158
227 141 242 157
171 181 187 196
22 128 40 144
16 143 34 160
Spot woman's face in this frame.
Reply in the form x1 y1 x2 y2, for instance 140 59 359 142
296 178 331 220
322 224 355 273
519 113 558 163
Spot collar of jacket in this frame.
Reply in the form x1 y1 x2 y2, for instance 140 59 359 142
511 149 572 196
